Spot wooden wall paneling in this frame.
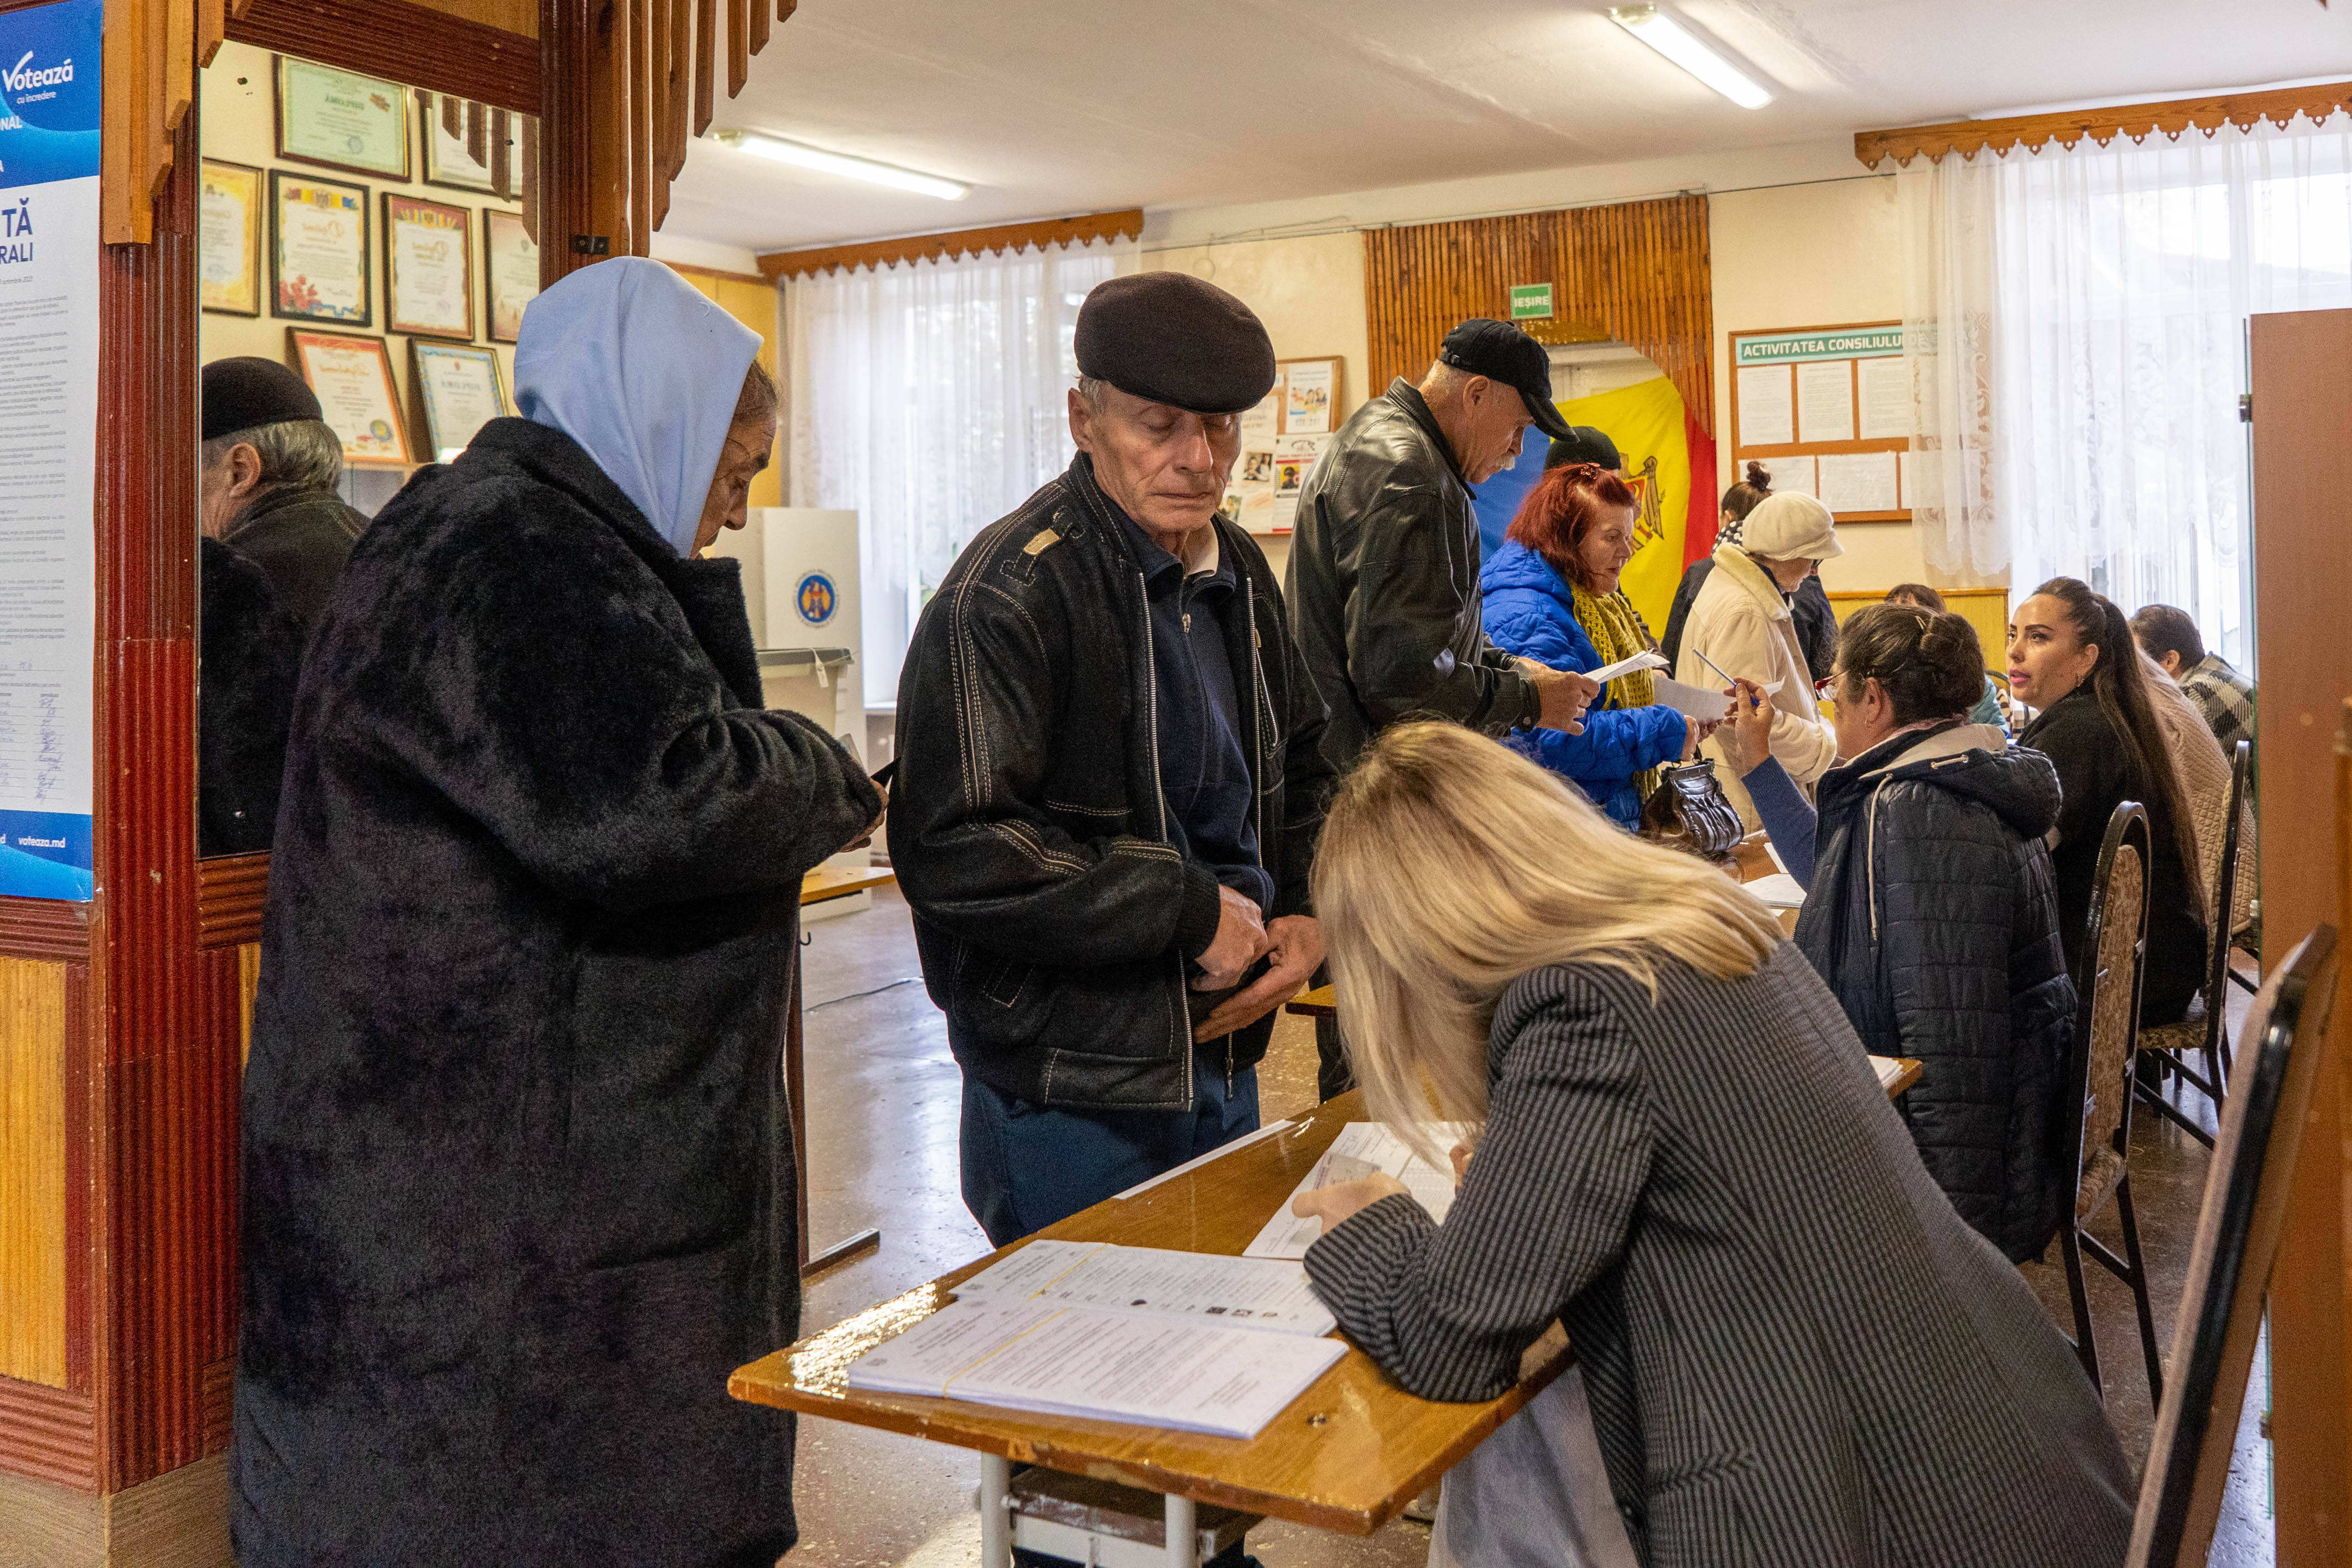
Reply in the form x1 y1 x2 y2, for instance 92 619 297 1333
726 0 746 99
629 0 653 251
692 0 715 137
0 962 72 1390
745 0 765 60
0 1379 100 1491
225 0 539 114
2251 306 2352 1568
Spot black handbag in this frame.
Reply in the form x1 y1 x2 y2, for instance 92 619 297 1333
1640 759 1744 862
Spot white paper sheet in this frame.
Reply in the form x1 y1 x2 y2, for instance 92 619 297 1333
1650 674 1739 721
1856 356 1910 441
1744 872 1807 909
1240 391 1280 447
956 1240 1335 1336
1735 364 1794 447
1796 360 1855 444
1818 451 1900 514
846 1298 1347 1439
1871 1056 1906 1090
1244 1123 1468 1260
1585 650 1668 685
1761 454 1816 499
1897 450 1916 510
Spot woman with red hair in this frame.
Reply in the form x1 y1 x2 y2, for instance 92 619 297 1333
1479 462 1701 827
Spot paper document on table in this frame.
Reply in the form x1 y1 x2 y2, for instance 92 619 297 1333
1245 1122 1469 1259
845 1296 1347 1438
1585 650 1668 686
1650 673 1740 721
1744 872 1806 909
954 1240 1335 1336
1871 1056 1905 1090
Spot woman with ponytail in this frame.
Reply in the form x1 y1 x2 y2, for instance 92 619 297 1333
1479 461 1704 828
2008 578 2207 1025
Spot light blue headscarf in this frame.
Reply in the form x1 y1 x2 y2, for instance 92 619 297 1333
513 257 763 556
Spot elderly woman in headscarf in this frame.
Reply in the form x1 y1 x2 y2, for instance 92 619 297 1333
232 258 882 1568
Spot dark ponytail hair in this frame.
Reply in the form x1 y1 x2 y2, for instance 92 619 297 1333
1718 460 1772 536
1836 603 1984 726
2031 576 2205 914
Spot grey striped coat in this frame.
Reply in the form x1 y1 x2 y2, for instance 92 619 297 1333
1305 946 2134 1568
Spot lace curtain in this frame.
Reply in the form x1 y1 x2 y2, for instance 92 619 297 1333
786 236 1136 706
1901 113 2352 665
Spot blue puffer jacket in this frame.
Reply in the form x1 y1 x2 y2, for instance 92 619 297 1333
1479 540 1687 828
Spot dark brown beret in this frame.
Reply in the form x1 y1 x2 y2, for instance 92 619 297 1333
1074 273 1277 415
202 356 323 442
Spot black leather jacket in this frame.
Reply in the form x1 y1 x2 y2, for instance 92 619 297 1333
1285 379 1543 773
890 455 1334 1112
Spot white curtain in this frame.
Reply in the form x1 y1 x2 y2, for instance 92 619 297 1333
787 236 1137 706
1901 113 2352 665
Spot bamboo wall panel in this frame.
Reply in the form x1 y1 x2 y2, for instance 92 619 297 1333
1362 195 1714 436
0 962 71 1389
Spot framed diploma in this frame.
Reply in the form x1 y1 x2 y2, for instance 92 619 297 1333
383 194 475 340
418 89 498 194
483 209 539 344
289 329 412 467
271 171 370 325
199 160 263 316
274 55 411 180
410 341 509 462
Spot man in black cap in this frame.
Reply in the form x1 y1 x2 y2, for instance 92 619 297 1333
1283 320 1600 1096
892 272 1335 1244
201 356 367 628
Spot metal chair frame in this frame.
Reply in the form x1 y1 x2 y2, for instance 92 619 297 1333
2136 739 2254 1148
2057 803 2167 1410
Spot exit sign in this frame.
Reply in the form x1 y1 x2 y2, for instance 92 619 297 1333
1509 283 1554 320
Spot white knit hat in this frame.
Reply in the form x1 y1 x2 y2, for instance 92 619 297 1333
1738 492 1842 561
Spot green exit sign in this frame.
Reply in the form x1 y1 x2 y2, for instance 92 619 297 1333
1509 283 1554 321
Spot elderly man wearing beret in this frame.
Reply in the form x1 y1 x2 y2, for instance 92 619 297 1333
892 274 1335 1244
200 356 368 629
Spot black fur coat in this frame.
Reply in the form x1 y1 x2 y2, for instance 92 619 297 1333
231 417 879 1568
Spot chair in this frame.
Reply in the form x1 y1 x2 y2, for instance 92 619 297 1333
2136 739 2254 1146
2056 803 2167 1409
2126 925 2339 1567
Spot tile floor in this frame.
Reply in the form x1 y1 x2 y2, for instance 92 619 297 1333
784 887 2273 1567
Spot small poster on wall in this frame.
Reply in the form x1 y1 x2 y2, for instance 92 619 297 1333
384 192 474 339
1282 360 1334 435
199 160 263 316
290 329 413 466
275 55 412 180
485 209 539 343
272 170 370 325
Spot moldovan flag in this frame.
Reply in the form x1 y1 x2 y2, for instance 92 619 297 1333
1552 374 1719 637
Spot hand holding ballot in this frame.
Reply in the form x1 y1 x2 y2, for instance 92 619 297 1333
1291 1169 1410 1230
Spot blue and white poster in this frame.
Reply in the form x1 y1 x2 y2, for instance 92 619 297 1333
0 0 98 900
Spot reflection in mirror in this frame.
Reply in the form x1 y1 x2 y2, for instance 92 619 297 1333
195 41 539 855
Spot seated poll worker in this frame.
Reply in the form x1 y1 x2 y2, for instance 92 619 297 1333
1721 608 2077 1267
892 274 1334 1248
234 258 882 1568
199 356 367 629
1290 723 2135 1567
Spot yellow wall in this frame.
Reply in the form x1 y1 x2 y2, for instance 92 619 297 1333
673 269 784 509
1708 176 1939 597
0 958 71 1389
198 40 530 465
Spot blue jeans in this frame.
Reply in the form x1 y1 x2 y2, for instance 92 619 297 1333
958 1059 1260 1248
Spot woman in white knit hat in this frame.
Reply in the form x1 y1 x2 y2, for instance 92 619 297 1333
1675 492 1842 827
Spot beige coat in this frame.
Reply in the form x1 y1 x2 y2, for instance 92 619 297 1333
1677 546 1838 829
2141 649 2255 937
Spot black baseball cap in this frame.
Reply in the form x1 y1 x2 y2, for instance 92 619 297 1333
1437 319 1574 441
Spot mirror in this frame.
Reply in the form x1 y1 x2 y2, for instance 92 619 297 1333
195 42 538 855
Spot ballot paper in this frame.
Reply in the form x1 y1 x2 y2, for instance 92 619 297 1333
1584 650 1668 686
1245 1122 1468 1259
1871 1056 1906 1090
1649 673 1740 721
954 1240 1335 1337
1743 872 1807 909
845 1296 1347 1439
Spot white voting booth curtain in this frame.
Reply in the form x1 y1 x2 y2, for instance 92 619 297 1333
787 235 1138 707
1901 112 2352 665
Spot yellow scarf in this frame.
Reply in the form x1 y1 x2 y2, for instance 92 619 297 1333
1570 581 1664 804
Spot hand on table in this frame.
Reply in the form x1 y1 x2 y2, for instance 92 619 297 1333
1291 1171 1409 1233
1194 914 1324 1043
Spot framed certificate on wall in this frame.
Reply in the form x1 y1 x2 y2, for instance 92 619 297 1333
270 170 370 325
274 55 411 180
199 160 263 316
411 340 509 462
383 193 474 340
417 88 498 194
483 209 539 343
289 329 412 466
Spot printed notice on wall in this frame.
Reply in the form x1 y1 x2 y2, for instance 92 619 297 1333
0 0 101 900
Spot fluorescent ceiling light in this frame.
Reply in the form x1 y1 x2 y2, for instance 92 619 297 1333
1606 6 1773 110
710 129 969 200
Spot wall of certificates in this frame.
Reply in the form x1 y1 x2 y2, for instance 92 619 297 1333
1219 356 1342 536
196 40 542 480
1727 322 1911 523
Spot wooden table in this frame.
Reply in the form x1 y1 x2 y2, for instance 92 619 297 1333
788 866 901 1279
731 1088 1570 1556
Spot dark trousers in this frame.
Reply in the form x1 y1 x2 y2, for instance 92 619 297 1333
958 1058 1260 1248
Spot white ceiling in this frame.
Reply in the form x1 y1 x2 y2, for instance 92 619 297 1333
662 0 2352 257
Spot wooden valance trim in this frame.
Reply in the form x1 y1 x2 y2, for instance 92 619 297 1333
1856 80 2352 168
758 208 1144 282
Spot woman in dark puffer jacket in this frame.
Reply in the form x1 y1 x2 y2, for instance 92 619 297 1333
1724 604 2077 1262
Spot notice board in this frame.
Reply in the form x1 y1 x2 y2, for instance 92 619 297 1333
1729 322 1910 525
